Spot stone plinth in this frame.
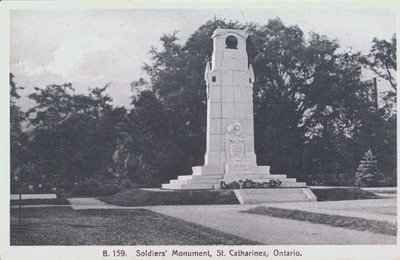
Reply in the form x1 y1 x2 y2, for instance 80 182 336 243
234 188 317 204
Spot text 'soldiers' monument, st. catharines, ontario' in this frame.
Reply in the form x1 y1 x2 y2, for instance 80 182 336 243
162 28 316 202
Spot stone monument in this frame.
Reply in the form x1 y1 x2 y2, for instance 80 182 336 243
162 28 316 202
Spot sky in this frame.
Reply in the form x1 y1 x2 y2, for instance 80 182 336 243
10 9 396 109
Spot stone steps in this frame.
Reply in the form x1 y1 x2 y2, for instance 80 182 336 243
161 165 307 190
161 183 215 190
223 174 288 180
171 178 219 184
164 174 223 189
162 173 306 190
162 180 306 190
178 174 223 181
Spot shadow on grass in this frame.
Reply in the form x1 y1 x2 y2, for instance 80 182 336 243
310 188 381 201
10 198 70 206
10 206 258 245
242 207 397 236
98 189 239 206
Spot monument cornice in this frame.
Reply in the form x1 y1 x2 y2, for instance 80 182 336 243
211 27 247 39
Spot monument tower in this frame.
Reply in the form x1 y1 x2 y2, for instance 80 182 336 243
162 28 312 196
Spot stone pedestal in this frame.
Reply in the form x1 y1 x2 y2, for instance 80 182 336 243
162 28 307 191
234 188 317 204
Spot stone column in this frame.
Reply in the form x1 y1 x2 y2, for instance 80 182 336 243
204 28 257 176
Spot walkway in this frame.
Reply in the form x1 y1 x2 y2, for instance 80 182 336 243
65 197 396 245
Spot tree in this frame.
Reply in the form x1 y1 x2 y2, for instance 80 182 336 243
26 83 125 192
354 149 384 187
361 35 396 118
361 35 396 91
248 19 369 179
10 73 29 192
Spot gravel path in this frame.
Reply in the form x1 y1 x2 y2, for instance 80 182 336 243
64 198 397 245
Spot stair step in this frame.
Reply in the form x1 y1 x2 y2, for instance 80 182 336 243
223 174 288 180
171 179 220 185
180 183 215 189
170 179 187 184
162 183 181 189
178 174 223 180
162 183 214 190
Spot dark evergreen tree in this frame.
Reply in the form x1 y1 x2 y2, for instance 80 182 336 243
354 149 384 187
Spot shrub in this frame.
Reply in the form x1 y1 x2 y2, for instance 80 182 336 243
71 178 123 197
220 179 282 189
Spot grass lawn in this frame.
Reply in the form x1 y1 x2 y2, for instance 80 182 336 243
99 187 384 207
99 189 239 206
10 206 257 245
310 188 380 201
243 206 397 236
10 198 70 206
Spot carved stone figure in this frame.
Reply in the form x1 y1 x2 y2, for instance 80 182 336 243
226 122 245 161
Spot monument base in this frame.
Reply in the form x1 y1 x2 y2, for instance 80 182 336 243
233 188 317 204
161 165 307 190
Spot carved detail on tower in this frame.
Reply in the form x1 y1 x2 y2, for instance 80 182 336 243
225 122 246 161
